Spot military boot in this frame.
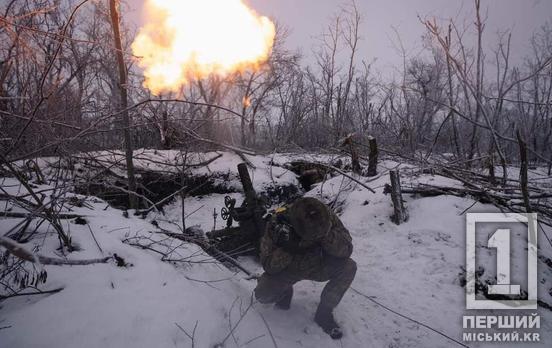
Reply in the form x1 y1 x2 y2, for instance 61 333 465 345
314 304 343 339
274 287 293 310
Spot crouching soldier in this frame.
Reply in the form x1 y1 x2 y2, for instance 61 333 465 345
254 197 357 339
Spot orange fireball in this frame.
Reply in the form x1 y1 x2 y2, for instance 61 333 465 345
132 0 276 94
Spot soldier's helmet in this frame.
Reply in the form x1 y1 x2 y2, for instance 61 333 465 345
289 197 332 241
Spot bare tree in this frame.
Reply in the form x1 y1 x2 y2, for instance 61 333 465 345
109 0 137 208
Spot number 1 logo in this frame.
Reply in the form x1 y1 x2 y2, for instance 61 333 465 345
487 229 521 296
466 213 538 310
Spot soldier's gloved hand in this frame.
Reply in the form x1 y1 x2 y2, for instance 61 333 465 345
272 223 291 246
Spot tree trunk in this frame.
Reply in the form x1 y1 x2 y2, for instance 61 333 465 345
516 130 532 213
468 0 484 164
389 170 408 225
367 136 378 177
445 25 463 161
109 0 137 209
349 142 361 175
488 151 496 186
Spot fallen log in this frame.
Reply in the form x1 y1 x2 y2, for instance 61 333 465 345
0 236 112 266
0 287 64 301
157 229 256 277
401 183 552 227
309 162 376 193
0 211 85 220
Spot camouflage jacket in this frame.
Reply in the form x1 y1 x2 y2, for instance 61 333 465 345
259 210 353 274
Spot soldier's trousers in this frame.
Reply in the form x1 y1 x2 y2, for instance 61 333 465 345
254 255 357 310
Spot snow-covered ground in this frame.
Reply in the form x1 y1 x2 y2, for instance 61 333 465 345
1 153 551 347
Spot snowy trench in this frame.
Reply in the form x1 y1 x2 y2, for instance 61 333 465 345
1 151 551 347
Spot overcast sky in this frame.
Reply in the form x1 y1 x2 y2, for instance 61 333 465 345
127 0 552 76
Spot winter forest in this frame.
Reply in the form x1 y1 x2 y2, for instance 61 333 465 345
1 0 552 347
